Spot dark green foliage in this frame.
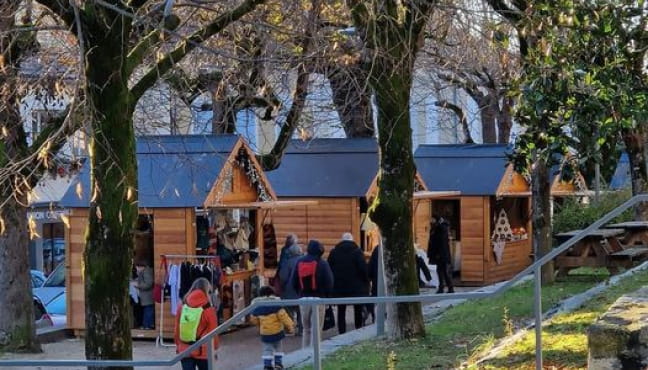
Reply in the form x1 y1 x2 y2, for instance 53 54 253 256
553 190 633 234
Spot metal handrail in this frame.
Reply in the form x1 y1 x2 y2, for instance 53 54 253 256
2 193 646 369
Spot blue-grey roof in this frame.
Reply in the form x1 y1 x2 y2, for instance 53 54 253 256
610 152 630 190
60 135 239 208
414 144 512 195
266 138 379 197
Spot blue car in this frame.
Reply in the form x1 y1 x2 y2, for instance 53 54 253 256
33 263 65 316
31 270 46 288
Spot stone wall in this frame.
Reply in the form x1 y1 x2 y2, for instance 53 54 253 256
588 286 648 369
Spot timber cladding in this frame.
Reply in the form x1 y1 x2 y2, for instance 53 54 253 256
66 207 194 337
270 197 360 255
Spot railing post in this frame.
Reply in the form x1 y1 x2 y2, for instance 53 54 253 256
376 240 386 336
312 303 322 370
534 265 542 370
207 339 215 370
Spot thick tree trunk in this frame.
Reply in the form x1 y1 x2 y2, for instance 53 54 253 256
531 159 554 283
0 195 40 352
327 63 374 138
84 23 137 370
497 96 514 144
0 1 39 350
369 69 425 340
623 128 648 220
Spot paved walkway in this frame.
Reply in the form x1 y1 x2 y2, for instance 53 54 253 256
1 283 516 369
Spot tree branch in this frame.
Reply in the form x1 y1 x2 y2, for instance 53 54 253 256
125 29 162 79
34 0 75 27
435 100 474 144
485 0 522 23
258 0 322 170
405 0 436 51
129 0 266 104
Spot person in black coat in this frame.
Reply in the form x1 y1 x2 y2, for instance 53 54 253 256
327 233 369 334
427 215 454 293
366 245 380 324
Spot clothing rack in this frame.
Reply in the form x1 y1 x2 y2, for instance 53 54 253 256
156 254 221 347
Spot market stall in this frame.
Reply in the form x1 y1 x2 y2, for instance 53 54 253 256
265 138 432 267
60 135 287 338
414 144 534 285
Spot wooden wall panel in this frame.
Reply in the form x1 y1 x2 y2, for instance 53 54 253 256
271 198 359 255
67 209 88 330
413 199 431 248
153 208 189 338
460 197 485 282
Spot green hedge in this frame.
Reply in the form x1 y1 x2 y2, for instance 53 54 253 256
552 190 634 235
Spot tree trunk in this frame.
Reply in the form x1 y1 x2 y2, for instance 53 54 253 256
327 63 374 138
434 100 474 144
0 195 40 353
480 101 498 143
210 79 235 134
84 22 137 370
369 68 425 340
531 159 554 283
497 96 514 144
0 0 40 350
622 128 648 220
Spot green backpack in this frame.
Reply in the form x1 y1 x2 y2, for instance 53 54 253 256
179 305 204 343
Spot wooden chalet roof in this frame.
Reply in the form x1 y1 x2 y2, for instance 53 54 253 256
60 135 275 208
415 144 517 196
266 138 380 197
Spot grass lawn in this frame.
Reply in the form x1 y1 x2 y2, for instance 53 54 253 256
305 272 607 370
477 268 648 369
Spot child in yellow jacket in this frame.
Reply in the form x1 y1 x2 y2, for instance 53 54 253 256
250 286 295 370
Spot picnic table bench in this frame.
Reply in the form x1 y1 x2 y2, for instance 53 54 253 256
553 228 648 276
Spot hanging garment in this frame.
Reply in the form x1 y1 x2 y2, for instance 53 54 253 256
493 241 506 264
129 281 139 304
196 216 210 251
168 264 180 315
179 262 193 298
232 220 252 251
263 224 278 268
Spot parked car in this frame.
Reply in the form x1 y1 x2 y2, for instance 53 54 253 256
33 295 53 329
33 263 65 313
30 270 46 288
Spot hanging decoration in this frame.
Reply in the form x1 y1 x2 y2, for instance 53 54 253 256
236 148 272 201
493 240 506 264
492 209 513 242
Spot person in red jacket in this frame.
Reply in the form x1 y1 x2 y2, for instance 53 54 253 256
174 278 219 370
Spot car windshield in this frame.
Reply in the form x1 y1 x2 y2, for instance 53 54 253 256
44 264 65 287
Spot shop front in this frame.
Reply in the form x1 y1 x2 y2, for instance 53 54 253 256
60 135 300 338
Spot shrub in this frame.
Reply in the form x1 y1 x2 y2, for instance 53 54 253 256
552 190 634 235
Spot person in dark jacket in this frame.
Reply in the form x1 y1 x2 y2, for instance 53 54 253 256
291 240 334 348
279 244 303 335
278 234 298 272
427 215 454 293
327 233 369 334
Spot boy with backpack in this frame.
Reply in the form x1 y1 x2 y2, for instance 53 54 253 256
250 286 295 370
291 240 334 348
174 278 219 370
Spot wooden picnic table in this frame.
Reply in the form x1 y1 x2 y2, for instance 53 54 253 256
554 228 648 276
606 221 648 247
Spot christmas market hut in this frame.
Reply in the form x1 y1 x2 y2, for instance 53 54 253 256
60 134 294 339
265 138 455 268
413 144 588 285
